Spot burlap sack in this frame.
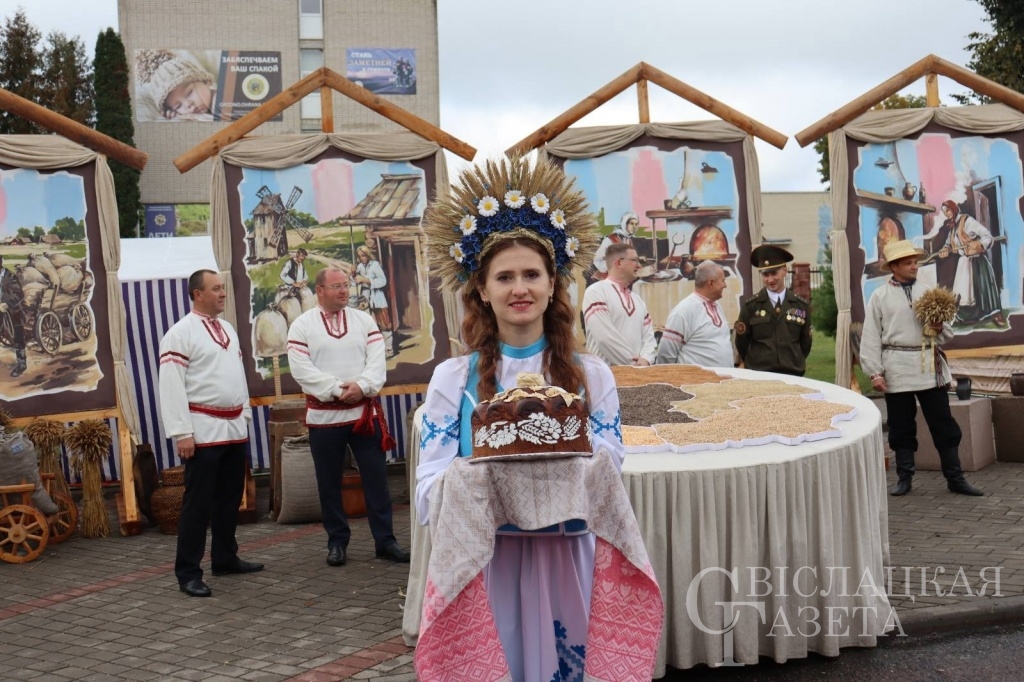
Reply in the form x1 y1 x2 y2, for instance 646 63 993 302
276 434 321 524
0 430 58 514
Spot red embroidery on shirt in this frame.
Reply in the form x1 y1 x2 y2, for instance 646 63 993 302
197 313 230 350
320 309 349 339
609 279 637 316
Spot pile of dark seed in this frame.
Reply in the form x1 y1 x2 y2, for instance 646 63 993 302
617 384 696 425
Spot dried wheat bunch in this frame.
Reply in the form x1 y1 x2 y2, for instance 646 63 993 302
24 419 70 500
66 420 113 539
913 287 958 337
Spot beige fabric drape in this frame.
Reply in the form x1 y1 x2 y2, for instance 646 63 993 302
539 121 765 284
0 135 140 439
830 103 1024 386
208 132 449 329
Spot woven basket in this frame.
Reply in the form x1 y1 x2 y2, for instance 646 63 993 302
152 466 186 535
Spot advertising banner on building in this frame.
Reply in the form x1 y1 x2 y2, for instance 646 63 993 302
134 49 282 122
346 48 416 94
144 205 176 237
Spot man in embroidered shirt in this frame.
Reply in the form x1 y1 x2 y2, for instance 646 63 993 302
287 267 409 566
158 270 264 598
582 243 656 367
735 244 812 376
656 261 733 367
279 247 314 310
860 240 982 498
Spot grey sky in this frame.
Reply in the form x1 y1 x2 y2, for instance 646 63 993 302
1 0 994 191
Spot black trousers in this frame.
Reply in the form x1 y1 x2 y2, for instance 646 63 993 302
308 424 395 551
174 441 247 585
884 386 962 453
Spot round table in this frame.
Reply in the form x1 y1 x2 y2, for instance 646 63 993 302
403 367 892 675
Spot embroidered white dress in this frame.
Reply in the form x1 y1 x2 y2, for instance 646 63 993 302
656 292 733 367
416 339 624 682
581 278 656 366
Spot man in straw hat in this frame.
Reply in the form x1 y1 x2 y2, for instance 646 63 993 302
860 240 982 497
734 244 811 376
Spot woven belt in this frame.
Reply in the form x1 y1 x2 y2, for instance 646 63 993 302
882 344 923 352
188 403 244 419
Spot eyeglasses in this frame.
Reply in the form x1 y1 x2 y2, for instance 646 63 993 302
620 257 639 263
320 283 347 290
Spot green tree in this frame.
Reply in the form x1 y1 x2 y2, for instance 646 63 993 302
51 215 84 241
94 28 141 238
0 9 42 133
16 227 31 240
40 31 94 126
956 0 1024 103
812 94 930 187
32 226 44 242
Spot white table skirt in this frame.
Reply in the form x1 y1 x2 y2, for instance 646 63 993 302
404 368 891 676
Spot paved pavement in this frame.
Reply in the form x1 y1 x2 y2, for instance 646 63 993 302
4 450 1024 680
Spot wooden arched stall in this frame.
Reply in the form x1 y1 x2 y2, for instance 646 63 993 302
796 54 1024 394
0 87 148 535
508 61 787 335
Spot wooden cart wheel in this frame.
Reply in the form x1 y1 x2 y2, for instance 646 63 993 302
0 504 50 564
47 492 78 544
70 303 93 342
34 310 61 355
0 311 13 347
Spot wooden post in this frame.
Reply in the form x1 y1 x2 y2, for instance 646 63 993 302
320 85 334 133
321 70 476 161
640 63 788 149
116 414 142 535
925 73 940 107
637 78 650 124
0 88 148 170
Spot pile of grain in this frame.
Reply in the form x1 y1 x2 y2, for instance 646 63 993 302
611 364 727 388
670 379 816 419
621 425 665 447
618 384 696 425
655 395 855 448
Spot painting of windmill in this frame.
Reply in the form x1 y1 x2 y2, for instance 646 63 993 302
246 185 314 263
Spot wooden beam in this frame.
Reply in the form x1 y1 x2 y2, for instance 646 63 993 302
248 383 430 407
925 73 940 107
322 69 476 161
174 69 327 173
930 55 1024 114
637 78 650 124
0 88 148 170
641 63 789 149
10 406 121 427
794 55 935 147
320 85 334 133
506 63 645 155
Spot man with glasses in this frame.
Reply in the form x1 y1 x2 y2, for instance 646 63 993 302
286 267 409 567
582 242 656 366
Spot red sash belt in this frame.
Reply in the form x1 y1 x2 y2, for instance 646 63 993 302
188 403 244 419
304 394 397 452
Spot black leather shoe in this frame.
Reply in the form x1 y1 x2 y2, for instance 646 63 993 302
376 543 411 563
948 478 984 496
327 546 346 566
179 579 211 597
889 479 912 497
212 559 265 576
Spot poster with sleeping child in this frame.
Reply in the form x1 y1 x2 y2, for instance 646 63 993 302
134 49 283 122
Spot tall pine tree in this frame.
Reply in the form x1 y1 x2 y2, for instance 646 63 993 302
40 31 95 126
0 9 42 133
94 28 141 238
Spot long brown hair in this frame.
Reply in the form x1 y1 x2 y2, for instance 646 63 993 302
461 238 588 401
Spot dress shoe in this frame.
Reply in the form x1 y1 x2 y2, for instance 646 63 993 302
179 579 211 597
211 559 265 576
376 543 411 563
327 546 346 566
889 479 912 497
948 478 984 496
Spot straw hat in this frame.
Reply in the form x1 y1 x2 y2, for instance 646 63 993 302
881 239 926 270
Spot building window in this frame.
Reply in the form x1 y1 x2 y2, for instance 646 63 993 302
300 49 324 120
299 0 323 40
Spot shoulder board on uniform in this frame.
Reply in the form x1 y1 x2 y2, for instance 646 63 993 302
791 294 809 305
744 294 760 305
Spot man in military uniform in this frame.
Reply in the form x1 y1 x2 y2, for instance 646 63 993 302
734 244 812 376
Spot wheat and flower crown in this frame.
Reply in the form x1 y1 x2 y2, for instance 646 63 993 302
424 155 599 288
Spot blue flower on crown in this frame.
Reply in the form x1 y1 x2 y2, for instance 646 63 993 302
453 191 574 276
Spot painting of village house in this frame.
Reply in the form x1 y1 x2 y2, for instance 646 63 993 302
227 153 449 394
0 167 111 413
846 129 1024 350
561 138 752 331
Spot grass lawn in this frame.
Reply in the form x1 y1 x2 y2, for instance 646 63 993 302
804 330 874 394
